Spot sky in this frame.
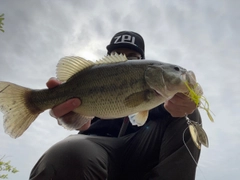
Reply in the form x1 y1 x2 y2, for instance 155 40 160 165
0 0 239 179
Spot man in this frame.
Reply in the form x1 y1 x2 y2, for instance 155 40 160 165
30 31 201 180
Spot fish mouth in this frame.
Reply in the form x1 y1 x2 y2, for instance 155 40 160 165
181 71 196 86
182 71 203 95
185 71 196 84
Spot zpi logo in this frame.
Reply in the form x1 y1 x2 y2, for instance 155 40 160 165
114 35 137 46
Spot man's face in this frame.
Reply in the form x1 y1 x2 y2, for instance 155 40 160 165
110 48 142 60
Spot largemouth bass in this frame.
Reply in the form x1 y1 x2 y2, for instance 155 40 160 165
0 54 198 138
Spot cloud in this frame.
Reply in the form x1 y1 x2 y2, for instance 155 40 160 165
0 0 239 179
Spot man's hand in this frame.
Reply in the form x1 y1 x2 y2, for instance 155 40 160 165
164 93 197 117
47 77 91 131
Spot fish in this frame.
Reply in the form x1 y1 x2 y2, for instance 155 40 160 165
0 54 198 138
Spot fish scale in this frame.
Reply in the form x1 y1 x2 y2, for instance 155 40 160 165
69 62 152 117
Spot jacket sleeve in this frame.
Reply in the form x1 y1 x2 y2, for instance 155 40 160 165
148 104 171 120
148 103 202 124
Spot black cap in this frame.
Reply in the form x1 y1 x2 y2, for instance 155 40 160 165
106 31 145 58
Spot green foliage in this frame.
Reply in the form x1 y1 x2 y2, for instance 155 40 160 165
0 14 4 32
0 156 19 179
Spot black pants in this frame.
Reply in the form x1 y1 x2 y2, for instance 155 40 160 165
30 111 201 180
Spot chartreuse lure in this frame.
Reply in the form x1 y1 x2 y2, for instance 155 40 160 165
183 81 214 149
184 81 214 122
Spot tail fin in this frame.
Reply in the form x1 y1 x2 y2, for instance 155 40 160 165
0 81 40 138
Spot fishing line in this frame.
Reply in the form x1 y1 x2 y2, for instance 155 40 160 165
182 125 207 180
182 127 198 166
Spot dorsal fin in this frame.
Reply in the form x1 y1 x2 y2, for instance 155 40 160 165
56 56 94 82
56 54 128 82
96 54 127 64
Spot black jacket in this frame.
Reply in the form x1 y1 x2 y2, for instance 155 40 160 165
80 104 171 137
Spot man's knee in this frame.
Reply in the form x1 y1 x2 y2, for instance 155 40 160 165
30 135 108 180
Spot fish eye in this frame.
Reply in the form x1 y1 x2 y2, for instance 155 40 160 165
174 66 180 71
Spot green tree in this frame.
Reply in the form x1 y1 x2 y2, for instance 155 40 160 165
0 156 19 179
0 14 4 32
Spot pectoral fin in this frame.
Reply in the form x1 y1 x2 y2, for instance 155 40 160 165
124 90 154 108
129 110 149 126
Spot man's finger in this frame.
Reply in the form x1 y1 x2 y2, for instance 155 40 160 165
52 98 81 117
46 77 61 89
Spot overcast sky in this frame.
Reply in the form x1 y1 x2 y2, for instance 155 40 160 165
0 0 239 179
